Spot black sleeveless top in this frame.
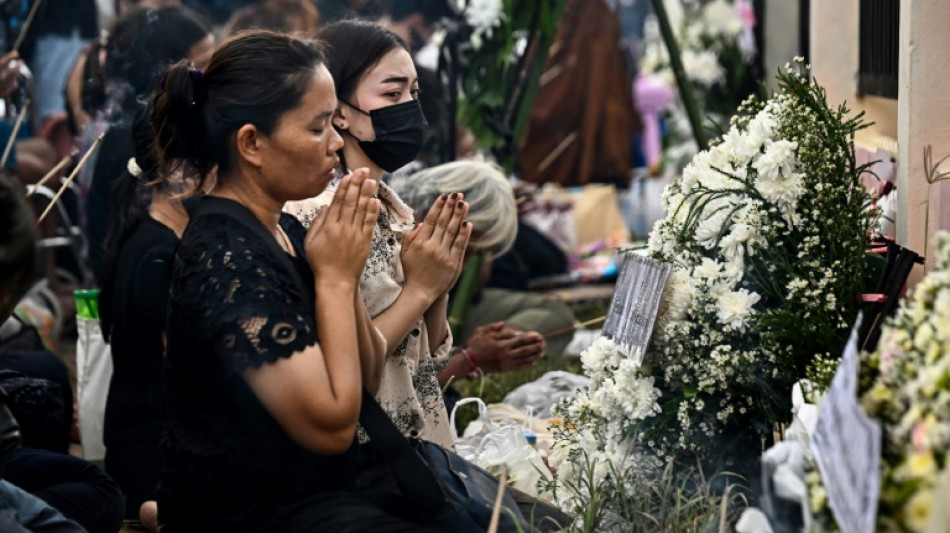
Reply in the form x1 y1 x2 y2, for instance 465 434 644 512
158 201 357 530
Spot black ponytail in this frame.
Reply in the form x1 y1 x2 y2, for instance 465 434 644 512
151 30 328 192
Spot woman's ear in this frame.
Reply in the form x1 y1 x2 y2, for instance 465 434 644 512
333 107 349 131
235 124 264 168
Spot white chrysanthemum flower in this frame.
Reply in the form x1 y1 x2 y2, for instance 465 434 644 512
664 269 695 322
702 0 744 38
695 209 730 249
460 0 504 46
748 111 779 140
756 171 804 208
753 140 799 181
723 257 744 283
682 49 724 88
694 257 725 279
716 288 761 330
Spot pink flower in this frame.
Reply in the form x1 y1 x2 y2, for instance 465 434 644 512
912 420 930 452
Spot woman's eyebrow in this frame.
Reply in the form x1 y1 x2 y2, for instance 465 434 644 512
379 75 413 85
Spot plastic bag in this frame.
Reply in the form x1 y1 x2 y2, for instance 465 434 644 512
450 398 553 499
76 316 112 462
502 371 590 419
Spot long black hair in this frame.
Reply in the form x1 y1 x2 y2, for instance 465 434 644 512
0 177 35 323
98 107 161 342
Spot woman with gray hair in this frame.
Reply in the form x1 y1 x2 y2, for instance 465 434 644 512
395 160 518 256
393 160 575 387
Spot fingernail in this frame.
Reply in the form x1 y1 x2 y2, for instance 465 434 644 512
456 201 464 209
450 192 458 200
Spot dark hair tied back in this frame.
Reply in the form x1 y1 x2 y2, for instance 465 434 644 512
151 30 327 192
153 62 213 179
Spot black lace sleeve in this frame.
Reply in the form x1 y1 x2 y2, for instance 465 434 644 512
172 215 317 373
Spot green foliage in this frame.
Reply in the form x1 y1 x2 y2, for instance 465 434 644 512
454 0 566 170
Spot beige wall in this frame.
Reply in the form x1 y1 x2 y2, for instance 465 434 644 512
810 0 899 142
811 0 950 279
897 0 950 277
763 0 800 92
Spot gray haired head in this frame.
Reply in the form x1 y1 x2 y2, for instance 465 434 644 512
394 161 518 256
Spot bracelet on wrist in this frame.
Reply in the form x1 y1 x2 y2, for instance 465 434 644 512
461 346 479 378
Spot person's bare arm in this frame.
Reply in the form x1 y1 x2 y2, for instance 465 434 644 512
244 171 379 453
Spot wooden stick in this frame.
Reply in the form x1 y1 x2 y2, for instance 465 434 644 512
35 134 104 225
543 315 606 339
0 99 29 170
487 466 508 533
26 150 76 197
12 0 46 53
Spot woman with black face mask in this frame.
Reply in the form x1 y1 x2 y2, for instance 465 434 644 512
285 20 471 456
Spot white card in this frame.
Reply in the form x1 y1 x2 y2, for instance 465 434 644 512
810 316 881 533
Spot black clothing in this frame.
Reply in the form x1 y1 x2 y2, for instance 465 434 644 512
100 217 177 519
488 220 568 291
35 0 97 39
158 202 355 531
0 320 73 454
86 124 135 280
5 447 125 533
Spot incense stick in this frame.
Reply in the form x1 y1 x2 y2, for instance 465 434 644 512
35 134 104 225
543 315 606 339
0 99 29 170
25 150 76 197
486 466 508 533
12 0 45 53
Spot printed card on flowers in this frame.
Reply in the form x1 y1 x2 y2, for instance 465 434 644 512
810 317 881 533
602 253 672 365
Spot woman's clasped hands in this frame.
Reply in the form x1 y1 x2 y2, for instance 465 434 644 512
306 168 381 286
401 192 472 302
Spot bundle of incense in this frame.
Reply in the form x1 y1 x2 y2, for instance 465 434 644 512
0 99 30 170
26 150 77 198
542 315 606 339
12 0 46 53
35 134 105 225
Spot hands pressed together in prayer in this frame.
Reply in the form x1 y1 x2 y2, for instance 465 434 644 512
465 322 546 373
306 168 380 287
401 191 472 301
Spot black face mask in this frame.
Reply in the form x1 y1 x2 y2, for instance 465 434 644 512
343 99 428 172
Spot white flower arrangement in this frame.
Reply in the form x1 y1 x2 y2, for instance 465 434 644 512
746 234 950 533
550 60 875 533
854 231 950 532
640 61 874 465
549 337 661 520
641 0 745 90
639 0 756 171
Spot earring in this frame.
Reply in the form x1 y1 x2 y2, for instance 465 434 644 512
336 121 346 129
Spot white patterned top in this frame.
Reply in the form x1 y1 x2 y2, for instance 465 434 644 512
284 180 454 448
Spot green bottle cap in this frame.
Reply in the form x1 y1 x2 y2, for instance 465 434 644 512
74 289 101 319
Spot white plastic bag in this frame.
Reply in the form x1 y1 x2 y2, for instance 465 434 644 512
502 371 590 419
450 398 553 499
76 316 113 462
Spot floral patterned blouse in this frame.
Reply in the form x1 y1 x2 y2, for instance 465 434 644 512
284 180 454 448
